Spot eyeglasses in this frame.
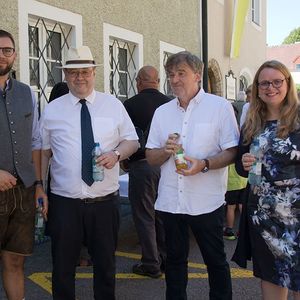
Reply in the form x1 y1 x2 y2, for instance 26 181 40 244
66 69 94 78
0 47 15 57
258 79 286 90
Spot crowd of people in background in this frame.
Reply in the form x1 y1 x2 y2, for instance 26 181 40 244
1 28 300 300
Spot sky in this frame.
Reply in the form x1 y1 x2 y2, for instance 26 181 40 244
267 0 300 46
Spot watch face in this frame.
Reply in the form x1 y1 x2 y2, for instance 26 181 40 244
202 166 209 173
114 150 120 161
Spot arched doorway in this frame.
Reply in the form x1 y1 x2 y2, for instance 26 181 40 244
208 59 223 96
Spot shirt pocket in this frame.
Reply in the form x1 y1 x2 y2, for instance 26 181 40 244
93 117 115 147
191 123 217 156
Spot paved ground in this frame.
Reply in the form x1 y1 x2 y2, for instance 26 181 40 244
0 201 294 299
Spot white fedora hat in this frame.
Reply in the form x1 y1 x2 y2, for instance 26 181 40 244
58 46 100 69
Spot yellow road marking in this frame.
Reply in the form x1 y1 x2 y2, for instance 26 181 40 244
28 250 253 295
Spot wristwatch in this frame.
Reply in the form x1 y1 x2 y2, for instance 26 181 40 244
201 159 209 173
113 149 121 161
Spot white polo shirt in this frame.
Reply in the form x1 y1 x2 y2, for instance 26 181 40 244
40 90 138 199
146 89 239 215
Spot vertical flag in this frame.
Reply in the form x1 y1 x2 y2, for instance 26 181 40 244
230 0 250 58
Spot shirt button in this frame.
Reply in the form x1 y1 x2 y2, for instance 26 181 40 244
180 190 183 193
15 150 18 154
14 141 17 144
10 121 14 125
8 111 12 115
12 130 16 134
15 161 18 165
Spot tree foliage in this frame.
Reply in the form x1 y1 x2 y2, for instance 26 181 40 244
283 27 300 44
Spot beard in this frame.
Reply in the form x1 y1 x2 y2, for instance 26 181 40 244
0 62 14 76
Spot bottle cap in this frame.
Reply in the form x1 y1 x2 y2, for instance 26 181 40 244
38 198 43 206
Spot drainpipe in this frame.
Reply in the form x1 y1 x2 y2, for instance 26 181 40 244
201 0 208 91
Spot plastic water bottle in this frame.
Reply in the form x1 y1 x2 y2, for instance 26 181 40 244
92 142 104 181
248 138 263 185
35 198 44 244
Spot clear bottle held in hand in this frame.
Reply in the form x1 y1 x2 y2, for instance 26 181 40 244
248 138 263 185
173 133 188 170
92 142 104 182
35 198 45 244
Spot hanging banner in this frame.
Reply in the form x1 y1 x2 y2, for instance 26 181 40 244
230 0 250 58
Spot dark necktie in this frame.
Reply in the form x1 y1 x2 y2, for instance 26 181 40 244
80 99 94 186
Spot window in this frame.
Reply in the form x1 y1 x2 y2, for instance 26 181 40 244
28 20 72 109
18 0 82 112
159 41 185 96
162 51 173 95
239 75 248 91
251 0 260 26
109 39 137 102
103 23 143 101
296 64 300 71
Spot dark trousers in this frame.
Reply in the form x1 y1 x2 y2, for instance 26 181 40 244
128 160 166 271
47 192 120 300
162 205 232 300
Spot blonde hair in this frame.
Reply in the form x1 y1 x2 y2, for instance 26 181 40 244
243 60 300 145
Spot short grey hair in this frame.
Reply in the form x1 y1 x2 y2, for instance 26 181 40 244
164 51 203 75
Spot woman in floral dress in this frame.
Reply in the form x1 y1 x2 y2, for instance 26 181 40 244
235 60 300 300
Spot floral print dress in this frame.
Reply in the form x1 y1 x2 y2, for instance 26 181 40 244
238 121 300 291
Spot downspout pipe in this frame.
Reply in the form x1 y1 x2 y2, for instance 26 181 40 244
201 0 208 91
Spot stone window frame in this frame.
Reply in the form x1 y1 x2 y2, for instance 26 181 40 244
18 0 82 110
159 41 185 95
103 23 143 100
251 0 261 27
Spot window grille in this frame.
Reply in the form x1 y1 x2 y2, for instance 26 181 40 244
162 51 173 96
251 0 260 25
109 38 137 102
28 18 72 110
239 75 248 91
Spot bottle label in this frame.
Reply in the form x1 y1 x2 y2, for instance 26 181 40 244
92 158 104 181
36 216 44 228
174 153 188 170
255 162 262 176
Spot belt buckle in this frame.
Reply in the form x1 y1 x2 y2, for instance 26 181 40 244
83 198 95 204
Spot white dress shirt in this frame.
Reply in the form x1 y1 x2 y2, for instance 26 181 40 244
40 90 137 199
146 89 239 215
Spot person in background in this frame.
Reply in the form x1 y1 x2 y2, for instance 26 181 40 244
240 84 252 127
146 51 239 300
40 46 138 300
48 82 69 102
0 29 47 300
232 90 247 126
123 66 168 278
223 105 247 241
233 60 300 300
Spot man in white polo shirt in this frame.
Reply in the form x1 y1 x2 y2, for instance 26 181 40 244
146 51 239 300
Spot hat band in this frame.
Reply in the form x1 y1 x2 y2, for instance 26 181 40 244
65 60 95 65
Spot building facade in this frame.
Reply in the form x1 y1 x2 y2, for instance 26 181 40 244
267 43 300 87
2 0 266 109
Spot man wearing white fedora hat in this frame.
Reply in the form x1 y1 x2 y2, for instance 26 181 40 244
40 45 139 300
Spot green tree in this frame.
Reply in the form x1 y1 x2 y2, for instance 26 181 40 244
282 27 300 44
